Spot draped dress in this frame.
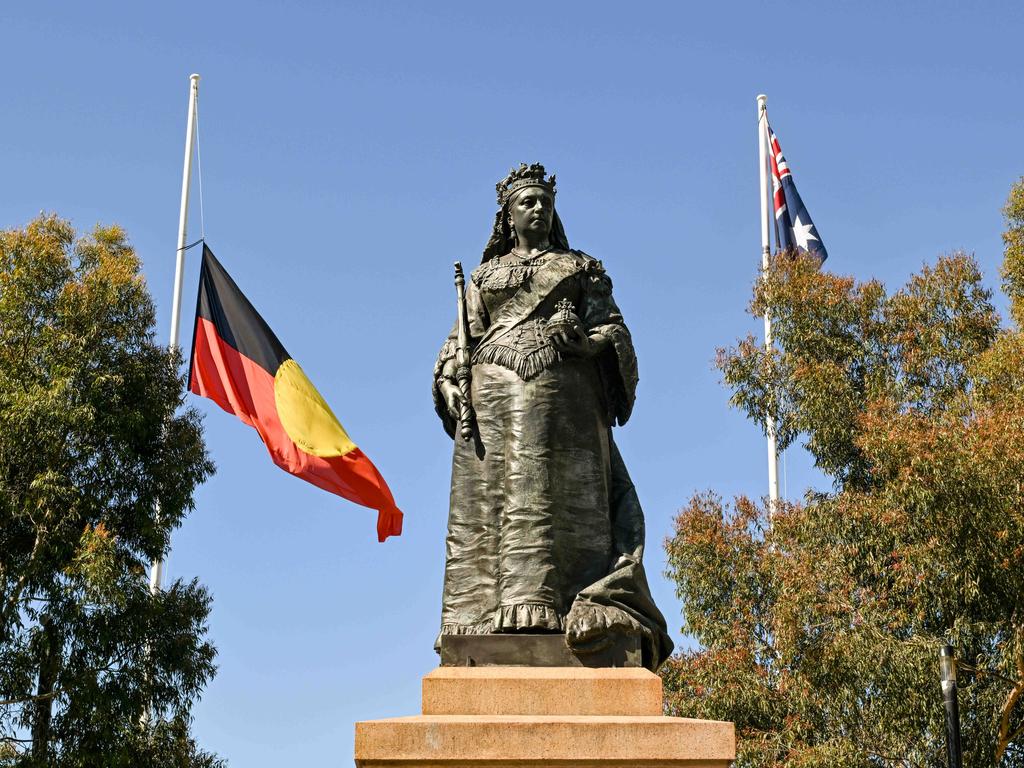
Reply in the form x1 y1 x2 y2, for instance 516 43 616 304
432 249 672 670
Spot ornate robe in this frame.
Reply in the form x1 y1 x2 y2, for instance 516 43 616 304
432 249 672 670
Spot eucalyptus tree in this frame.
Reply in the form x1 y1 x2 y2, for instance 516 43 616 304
663 180 1024 767
0 216 220 766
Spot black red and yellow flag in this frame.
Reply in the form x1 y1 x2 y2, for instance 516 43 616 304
188 245 402 541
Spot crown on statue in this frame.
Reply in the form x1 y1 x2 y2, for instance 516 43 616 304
496 163 557 205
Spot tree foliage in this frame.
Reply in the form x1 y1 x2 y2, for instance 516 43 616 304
0 216 220 766
663 179 1024 767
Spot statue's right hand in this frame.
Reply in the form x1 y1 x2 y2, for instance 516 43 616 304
440 381 467 419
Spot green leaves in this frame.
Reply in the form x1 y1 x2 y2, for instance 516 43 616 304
1001 179 1024 329
664 180 1024 767
0 216 217 765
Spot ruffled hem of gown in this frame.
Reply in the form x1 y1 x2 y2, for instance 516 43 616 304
439 603 564 636
493 602 563 632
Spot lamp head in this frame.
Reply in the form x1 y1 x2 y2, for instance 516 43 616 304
940 644 957 690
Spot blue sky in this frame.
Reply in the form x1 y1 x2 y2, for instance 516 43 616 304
4 1 1022 764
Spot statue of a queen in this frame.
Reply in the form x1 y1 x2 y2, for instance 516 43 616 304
432 163 672 671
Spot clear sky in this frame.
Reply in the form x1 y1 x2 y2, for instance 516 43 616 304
4 1 1022 764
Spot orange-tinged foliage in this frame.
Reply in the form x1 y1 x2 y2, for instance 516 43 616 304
665 180 1024 767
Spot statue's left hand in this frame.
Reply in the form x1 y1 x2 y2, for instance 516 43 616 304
551 320 599 358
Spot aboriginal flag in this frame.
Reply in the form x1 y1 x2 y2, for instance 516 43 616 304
188 245 403 541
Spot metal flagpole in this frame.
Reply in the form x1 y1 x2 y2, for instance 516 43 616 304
757 94 780 516
149 73 201 595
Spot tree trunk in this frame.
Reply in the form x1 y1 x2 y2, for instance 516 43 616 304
31 617 60 762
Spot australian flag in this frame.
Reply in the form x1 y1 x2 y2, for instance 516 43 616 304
767 121 828 263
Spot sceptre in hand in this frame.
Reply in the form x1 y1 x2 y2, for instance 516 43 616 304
453 262 474 441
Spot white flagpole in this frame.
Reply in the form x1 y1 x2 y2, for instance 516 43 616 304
149 73 200 595
757 94 781 516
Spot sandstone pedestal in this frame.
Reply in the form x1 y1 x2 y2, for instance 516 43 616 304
354 667 735 767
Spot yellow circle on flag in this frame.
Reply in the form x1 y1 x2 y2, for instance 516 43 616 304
274 359 357 458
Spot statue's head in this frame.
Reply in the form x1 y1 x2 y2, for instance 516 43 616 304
482 163 569 262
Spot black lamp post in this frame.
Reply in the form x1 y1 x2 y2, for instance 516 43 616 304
940 644 963 768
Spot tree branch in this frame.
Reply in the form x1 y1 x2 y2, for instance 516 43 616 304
0 690 57 708
995 651 1024 763
2 533 43 627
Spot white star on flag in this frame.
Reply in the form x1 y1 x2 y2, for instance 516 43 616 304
791 215 819 251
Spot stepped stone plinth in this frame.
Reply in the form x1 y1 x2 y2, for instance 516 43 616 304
354 665 735 767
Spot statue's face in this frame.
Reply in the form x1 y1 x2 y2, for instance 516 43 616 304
509 186 554 240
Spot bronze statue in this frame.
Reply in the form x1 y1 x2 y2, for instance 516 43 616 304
432 164 672 671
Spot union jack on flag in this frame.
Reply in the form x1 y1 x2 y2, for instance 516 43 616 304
767 121 828 263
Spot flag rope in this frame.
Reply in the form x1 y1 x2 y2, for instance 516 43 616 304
783 444 788 501
757 95 781 517
194 89 206 241
765 107 785 506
